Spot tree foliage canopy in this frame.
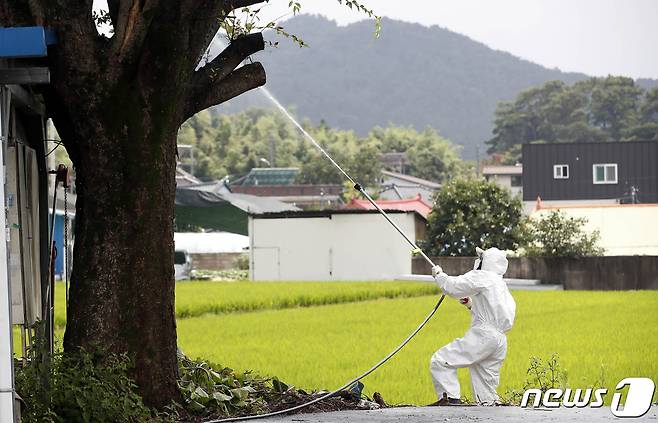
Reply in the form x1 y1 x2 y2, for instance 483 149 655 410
487 76 658 162
424 178 527 256
177 108 468 186
524 210 604 257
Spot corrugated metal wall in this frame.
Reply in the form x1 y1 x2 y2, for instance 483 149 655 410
522 141 658 202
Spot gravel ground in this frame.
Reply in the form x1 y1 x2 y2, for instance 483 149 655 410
252 405 658 423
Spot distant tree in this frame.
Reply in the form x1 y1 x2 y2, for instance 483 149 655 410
588 76 642 140
640 87 658 122
626 87 658 141
179 110 466 185
487 76 654 161
487 81 571 156
367 125 466 182
524 210 604 257
424 178 527 256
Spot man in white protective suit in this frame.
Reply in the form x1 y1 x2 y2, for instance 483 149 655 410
429 247 516 405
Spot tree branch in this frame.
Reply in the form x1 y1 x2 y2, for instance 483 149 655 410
195 32 264 82
225 0 267 10
186 0 267 69
183 62 265 121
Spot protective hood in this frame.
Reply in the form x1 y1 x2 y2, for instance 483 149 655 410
479 247 508 276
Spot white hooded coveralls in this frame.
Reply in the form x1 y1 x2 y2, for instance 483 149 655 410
430 247 516 404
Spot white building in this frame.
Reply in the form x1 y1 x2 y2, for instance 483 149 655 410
482 165 523 197
174 232 248 254
249 210 426 281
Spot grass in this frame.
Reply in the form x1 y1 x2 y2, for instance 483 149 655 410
49 280 439 328
19 281 658 406
177 290 658 405
174 281 439 318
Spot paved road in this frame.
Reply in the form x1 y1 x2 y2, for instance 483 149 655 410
255 406 657 423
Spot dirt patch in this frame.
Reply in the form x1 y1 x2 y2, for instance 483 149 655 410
182 389 384 422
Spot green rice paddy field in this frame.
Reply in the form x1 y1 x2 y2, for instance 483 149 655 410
26 281 658 405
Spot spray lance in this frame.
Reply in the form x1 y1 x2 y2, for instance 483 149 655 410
202 87 447 423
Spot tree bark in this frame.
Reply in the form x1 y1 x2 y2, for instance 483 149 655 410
61 103 181 408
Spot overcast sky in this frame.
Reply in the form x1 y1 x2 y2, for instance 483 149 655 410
258 0 658 79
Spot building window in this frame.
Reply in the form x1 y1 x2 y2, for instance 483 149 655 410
511 175 522 187
553 164 569 179
593 163 618 184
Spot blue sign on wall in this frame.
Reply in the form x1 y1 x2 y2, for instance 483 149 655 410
0 27 57 58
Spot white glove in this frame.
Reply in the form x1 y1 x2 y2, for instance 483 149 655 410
459 297 472 310
431 265 443 278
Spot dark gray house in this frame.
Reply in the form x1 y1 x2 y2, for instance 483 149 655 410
522 141 658 204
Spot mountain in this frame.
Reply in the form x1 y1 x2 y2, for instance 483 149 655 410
213 15 656 159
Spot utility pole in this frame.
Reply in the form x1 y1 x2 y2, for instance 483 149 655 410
268 134 275 168
475 146 480 177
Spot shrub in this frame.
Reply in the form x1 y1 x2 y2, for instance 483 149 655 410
15 343 161 423
425 178 527 256
503 353 567 405
236 254 250 270
524 210 604 257
177 353 268 417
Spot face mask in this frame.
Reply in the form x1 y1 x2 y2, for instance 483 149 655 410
473 247 484 270
473 258 481 270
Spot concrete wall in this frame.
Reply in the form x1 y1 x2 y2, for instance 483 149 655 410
533 204 658 255
412 256 658 290
190 253 245 270
523 198 617 215
250 213 417 281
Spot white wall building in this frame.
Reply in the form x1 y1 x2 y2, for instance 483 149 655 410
174 232 248 254
532 203 658 256
482 165 523 198
249 210 425 281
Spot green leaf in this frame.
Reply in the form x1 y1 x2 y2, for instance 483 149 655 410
191 386 210 405
212 391 233 402
272 378 289 393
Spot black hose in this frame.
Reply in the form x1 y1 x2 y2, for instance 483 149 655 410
204 295 445 422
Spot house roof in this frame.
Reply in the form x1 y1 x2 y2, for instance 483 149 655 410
176 182 298 214
482 165 523 175
251 209 419 219
230 184 342 197
238 167 300 186
176 167 201 186
175 182 299 234
345 194 432 219
381 170 441 189
535 202 658 211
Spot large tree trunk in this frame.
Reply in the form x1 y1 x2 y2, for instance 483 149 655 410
62 109 180 407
